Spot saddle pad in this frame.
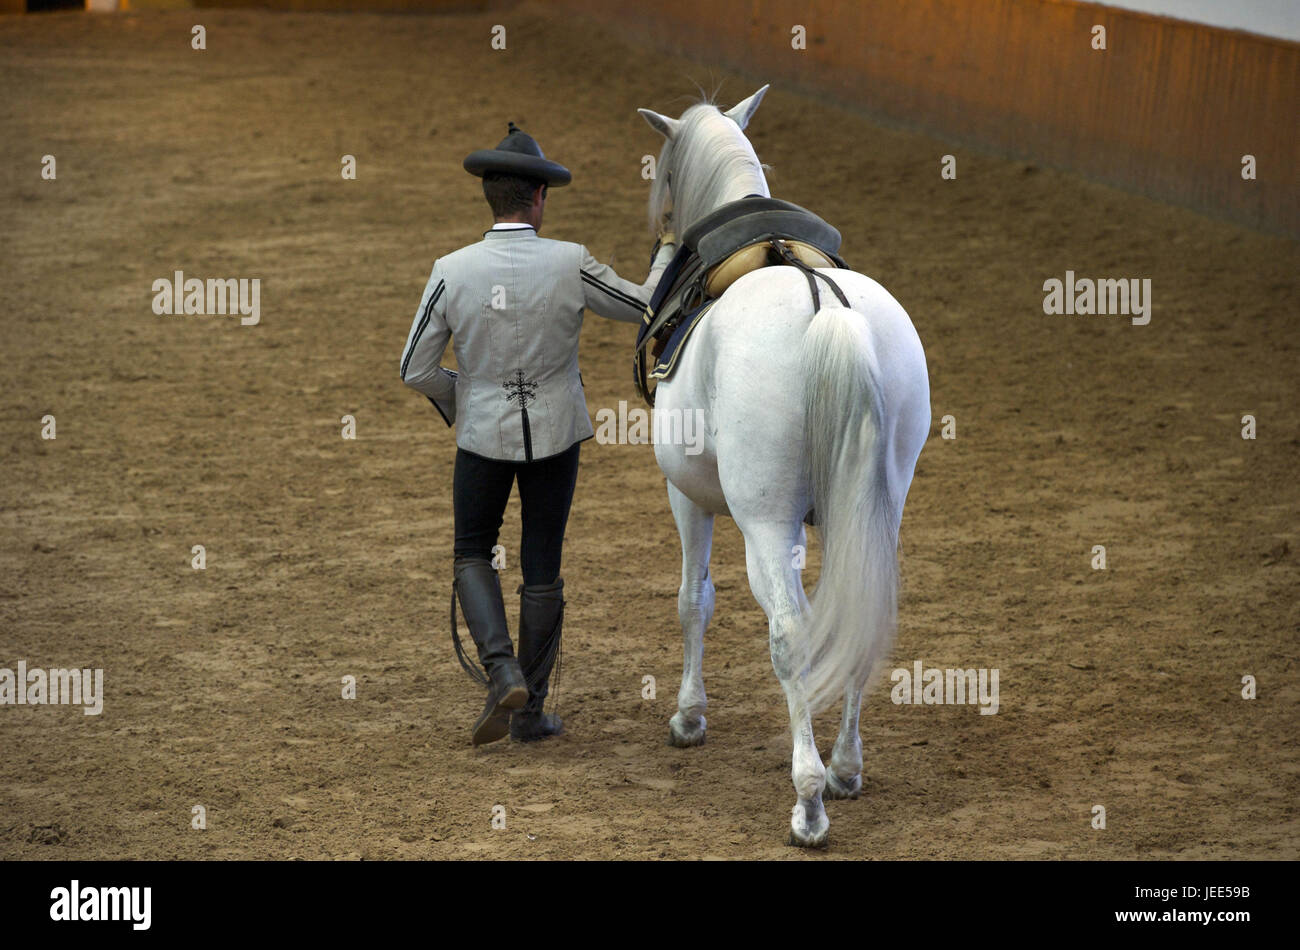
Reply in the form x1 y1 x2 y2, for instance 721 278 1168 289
637 243 696 352
650 300 717 381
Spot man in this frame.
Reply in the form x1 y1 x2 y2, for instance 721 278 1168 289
400 122 676 746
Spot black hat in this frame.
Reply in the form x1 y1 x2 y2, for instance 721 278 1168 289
463 122 572 186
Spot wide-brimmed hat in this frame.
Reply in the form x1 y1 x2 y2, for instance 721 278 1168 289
463 122 572 186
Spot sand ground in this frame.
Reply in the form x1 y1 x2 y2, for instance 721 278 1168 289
0 7 1296 859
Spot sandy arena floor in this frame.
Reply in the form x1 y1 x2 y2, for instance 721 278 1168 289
1 6 1297 859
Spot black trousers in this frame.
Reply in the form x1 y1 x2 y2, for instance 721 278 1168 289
452 442 581 587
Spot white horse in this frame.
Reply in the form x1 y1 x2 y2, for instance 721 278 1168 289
637 86 931 847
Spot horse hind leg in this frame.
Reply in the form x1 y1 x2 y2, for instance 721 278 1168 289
666 481 715 748
824 686 864 799
739 518 828 848
792 530 863 801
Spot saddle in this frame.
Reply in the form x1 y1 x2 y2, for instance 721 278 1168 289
633 196 849 405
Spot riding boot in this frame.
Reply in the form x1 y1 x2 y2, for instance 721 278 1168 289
510 578 565 741
453 556 528 746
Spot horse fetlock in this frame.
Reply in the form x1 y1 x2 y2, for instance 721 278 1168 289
794 776 827 803
675 688 706 718
824 769 862 800
792 756 827 803
830 735 863 775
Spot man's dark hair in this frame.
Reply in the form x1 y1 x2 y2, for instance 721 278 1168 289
482 173 546 217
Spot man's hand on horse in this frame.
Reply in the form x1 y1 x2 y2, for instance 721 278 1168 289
651 216 677 267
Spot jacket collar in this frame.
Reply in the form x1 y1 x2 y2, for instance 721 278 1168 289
484 225 537 239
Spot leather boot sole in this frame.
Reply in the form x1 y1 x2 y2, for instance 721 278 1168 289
471 683 529 746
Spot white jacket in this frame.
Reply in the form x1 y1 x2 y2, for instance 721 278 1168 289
401 225 672 461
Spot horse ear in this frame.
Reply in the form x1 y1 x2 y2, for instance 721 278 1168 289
638 108 680 140
724 84 770 130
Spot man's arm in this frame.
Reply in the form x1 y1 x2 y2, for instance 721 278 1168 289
399 260 457 426
579 240 676 324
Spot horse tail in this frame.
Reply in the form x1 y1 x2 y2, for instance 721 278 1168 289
798 304 899 715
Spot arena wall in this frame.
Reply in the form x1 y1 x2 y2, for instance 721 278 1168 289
547 0 1299 237
10 0 1294 235
185 0 493 9
0 0 498 11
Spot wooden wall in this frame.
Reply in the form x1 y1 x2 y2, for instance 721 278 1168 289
4 0 489 11
548 0 1299 237
10 0 1294 235
186 0 493 10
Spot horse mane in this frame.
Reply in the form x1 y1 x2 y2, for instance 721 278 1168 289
648 98 771 237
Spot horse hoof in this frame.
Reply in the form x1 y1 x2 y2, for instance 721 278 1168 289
787 827 829 849
824 771 862 800
788 803 830 848
667 713 706 747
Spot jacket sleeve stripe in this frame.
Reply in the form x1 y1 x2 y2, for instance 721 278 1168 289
400 279 446 380
580 271 646 311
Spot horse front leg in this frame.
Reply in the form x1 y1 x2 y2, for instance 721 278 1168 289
666 481 715 748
